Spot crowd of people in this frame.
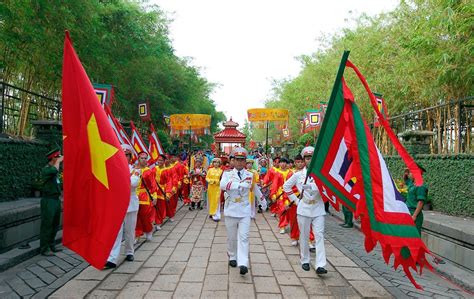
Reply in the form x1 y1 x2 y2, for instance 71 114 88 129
39 142 429 275
95 144 330 274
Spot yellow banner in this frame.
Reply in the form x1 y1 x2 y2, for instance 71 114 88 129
169 114 211 129
247 108 289 122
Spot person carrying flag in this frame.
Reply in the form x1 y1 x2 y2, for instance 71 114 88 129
270 157 293 234
105 144 141 269
283 146 328 275
135 151 159 241
167 152 182 221
153 154 172 230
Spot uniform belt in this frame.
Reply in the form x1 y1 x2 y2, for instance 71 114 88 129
230 197 242 203
303 199 317 205
138 201 150 205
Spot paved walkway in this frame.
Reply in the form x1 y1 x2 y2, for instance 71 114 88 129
1 204 471 298
49 206 390 298
0 247 88 298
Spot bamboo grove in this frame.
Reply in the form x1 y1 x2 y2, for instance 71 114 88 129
265 0 473 154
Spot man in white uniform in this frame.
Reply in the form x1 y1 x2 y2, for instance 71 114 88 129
104 144 140 269
283 146 328 274
220 147 265 275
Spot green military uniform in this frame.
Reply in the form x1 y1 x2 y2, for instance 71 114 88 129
40 164 62 254
405 179 428 235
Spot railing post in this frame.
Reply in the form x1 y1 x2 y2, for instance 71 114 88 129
457 99 462 153
0 82 4 134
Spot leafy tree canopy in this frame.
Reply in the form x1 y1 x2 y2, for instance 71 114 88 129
266 0 473 139
1 0 225 134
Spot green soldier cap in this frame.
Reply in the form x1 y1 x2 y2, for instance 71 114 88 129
46 148 61 160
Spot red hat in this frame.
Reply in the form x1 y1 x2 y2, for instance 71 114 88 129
46 148 61 160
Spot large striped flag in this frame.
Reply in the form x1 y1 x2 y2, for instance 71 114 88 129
130 121 149 156
148 123 165 163
307 51 429 289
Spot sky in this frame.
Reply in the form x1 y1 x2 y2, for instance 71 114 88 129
153 0 399 128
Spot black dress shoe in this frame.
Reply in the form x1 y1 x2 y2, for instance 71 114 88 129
302 263 310 271
103 261 116 269
316 267 328 275
40 250 54 257
339 223 347 227
341 224 353 228
229 260 237 267
50 247 63 253
309 248 316 253
125 254 134 261
240 266 248 275
189 206 193 211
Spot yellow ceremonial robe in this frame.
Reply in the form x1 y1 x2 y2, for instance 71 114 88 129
206 167 223 215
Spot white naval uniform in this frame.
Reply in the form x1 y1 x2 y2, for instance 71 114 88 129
220 168 258 267
108 165 140 264
283 167 327 268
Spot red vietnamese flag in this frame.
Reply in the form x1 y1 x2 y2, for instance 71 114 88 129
61 32 130 269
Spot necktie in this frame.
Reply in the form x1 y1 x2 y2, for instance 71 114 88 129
237 171 242 179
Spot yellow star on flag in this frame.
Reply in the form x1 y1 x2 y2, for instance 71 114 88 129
87 113 118 189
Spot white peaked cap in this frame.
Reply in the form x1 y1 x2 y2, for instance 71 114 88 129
301 146 315 157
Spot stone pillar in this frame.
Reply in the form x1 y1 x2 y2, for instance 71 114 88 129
398 130 434 155
31 120 63 149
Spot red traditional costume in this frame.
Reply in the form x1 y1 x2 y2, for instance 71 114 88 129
154 165 173 226
135 167 159 238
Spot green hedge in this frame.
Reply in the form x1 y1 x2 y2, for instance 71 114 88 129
0 138 50 201
384 154 474 217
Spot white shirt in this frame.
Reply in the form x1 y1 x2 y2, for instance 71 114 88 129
220 168 255 218
128 165 140 212
283 168 325 218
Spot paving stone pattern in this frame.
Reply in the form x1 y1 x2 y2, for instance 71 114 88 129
2 204 471 298
324 212 471 298
49 206 393 298
0 248 88 298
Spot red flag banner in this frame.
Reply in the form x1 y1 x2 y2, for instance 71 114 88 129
130 121 149 156
62 32 130 269
307 51 429 289
104 105 137 161
148 123 165 163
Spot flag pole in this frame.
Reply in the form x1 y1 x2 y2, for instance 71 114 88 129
265 120 269 155
188 125 192 169
304 50 350 187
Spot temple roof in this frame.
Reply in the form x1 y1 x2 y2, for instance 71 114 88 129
222 117 239 128
214 118 246 142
